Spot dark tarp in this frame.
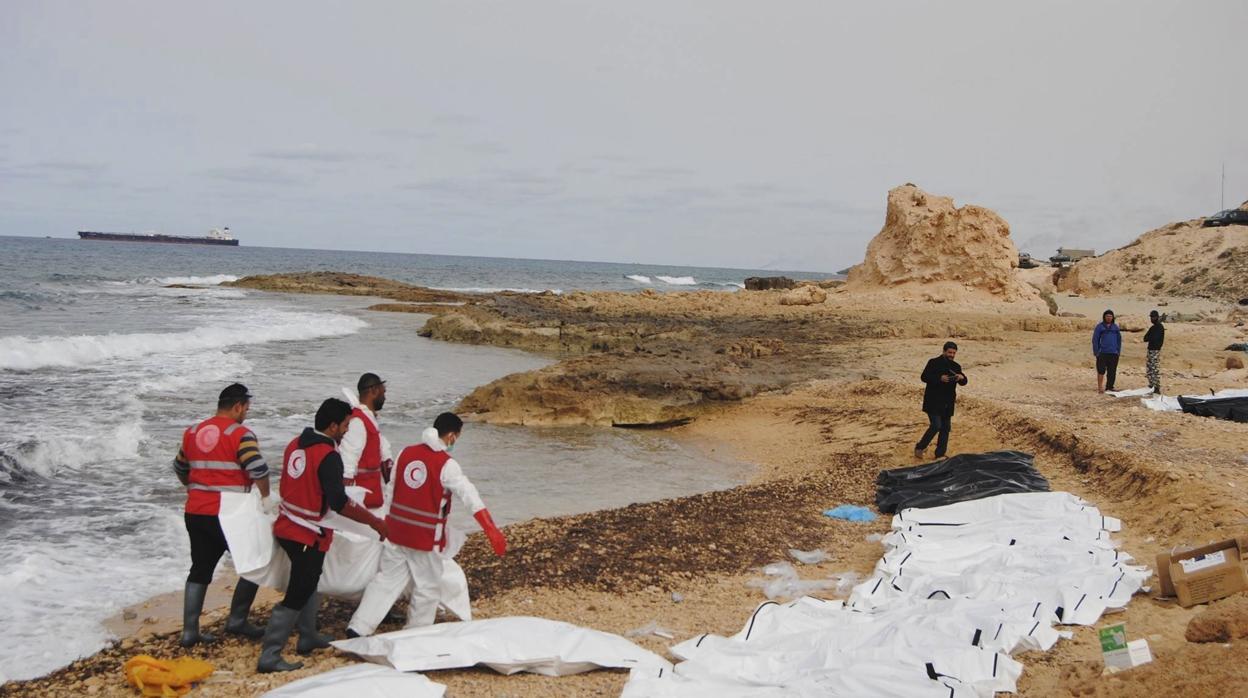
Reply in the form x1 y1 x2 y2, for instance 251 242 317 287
875 450 1051 514
1178 395 1248 423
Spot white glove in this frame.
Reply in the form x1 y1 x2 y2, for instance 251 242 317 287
260 495 279 517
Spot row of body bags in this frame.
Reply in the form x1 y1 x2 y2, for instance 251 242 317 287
623 492 1149 698
216 489 471 620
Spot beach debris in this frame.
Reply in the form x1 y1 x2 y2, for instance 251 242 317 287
822 504 877 522
123 655 214 697
865 533 886 543
626 621 677 640
788 548 830 565
747 561 838 600
670 592 685 603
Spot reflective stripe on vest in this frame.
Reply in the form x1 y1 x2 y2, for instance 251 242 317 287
386 443 451 551
182 416 252 515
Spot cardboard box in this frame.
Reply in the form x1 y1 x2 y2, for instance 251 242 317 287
1155 538 1248 607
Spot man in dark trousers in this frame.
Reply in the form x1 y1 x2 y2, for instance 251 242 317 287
1092 309 1122 393
1143 310 1165 394
258 397 388 673
173 383 272 647
914 341 968 460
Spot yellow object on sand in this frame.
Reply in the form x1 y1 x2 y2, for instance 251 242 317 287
123 655 214 697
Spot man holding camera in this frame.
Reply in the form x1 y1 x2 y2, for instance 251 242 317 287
914 341 968 460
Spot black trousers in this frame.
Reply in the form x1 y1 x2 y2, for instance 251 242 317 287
277 537 327 611
185 513 230 585
916 410 952 458
1096 353 1120 390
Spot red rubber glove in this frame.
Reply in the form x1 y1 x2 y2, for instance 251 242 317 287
474 509 507 556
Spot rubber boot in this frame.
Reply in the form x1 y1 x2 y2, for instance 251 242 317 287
179 582 218 647
296 593 333 655
257 605 303 673
224 579 264 639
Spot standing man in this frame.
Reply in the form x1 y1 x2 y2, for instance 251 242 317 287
1092 309 1122 393
346 413 507 637
173 383 271 647
1144 310 1165 395
914 342 968 461
340 373 392 510
258 398 388 673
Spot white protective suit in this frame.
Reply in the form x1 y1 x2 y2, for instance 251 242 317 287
347 428 487 636
338 390 394 503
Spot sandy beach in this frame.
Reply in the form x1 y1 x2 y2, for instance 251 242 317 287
7 253 1248 696
7 189 1248 697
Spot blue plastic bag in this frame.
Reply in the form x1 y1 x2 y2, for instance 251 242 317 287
822 504 877 522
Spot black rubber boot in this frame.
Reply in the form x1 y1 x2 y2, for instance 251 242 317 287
224 579 264 639
179 582 218 647
295 593 333 655
257 605 303 673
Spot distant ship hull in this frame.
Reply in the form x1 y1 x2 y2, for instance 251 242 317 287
77 231 239 246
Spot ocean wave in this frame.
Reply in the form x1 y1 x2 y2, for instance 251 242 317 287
431 287 563 295
625 275 652 284
139 274 240 286
0 416 146 479
656 276 697 286
0 506 186 681
0 312 366 372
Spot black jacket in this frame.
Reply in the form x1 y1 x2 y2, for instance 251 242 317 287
1144 323 1165 351
921 356 967 415
295 427 350 515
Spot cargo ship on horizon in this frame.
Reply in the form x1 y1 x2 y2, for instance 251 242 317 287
77 227 239 246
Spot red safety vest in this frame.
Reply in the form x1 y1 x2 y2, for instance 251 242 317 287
349 408 384 509
181 416 253 516
274 437 336 552
387 443 451 552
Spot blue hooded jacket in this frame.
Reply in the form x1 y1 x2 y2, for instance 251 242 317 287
1092 321 1121 355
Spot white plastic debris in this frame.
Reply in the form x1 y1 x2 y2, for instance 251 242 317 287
788 548 830 564
626 621 677 640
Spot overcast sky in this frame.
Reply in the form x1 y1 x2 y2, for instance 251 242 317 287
2 1 1245 271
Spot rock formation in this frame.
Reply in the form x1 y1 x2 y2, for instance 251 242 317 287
1056 201 1248 302
778 285 827 306
846 184 1043 306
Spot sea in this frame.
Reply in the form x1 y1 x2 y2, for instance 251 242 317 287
0 235 834 682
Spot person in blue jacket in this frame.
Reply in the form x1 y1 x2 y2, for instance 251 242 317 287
1092 309 1122 393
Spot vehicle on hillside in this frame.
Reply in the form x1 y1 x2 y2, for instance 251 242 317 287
1049 247 1095 268
1201 209 1248 228
1018 253 1039 269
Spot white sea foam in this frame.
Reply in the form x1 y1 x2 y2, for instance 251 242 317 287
431 287 563 295
0 506 187 682
3 415 147 479
0 312 366 371
656 275 697 286
625 275 652 284
139 274 240 286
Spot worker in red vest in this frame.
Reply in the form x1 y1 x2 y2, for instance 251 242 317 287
345 412 507 637
340 372 392 510
258 397 389 673
173 383 272 647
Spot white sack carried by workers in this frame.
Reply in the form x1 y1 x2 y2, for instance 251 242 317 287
217 490 471 619
623 490 1145 696
331 616 674 676
260 663 446 697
